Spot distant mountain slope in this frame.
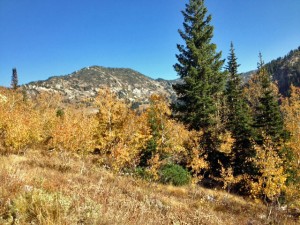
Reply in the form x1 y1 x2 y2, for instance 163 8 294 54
240 70 257 82
23 46 300 105
24 66 178 105
240 46 300 96
266 46 300 96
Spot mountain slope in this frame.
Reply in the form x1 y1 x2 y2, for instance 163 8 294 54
241 46 300 96
24 46 300 105
1 149 297 225
24 66 178 105
266 46 300 96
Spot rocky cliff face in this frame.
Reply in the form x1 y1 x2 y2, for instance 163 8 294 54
24 66 178 105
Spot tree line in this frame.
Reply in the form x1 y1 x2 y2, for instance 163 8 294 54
170 0 300 205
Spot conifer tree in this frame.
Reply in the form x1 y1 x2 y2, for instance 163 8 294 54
253 53 284 143
173 0 224 130
11 68 18 90
246 54 290 201
173 0 226 177
225 43 255 177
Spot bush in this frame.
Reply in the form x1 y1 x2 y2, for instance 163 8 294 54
159 164 191 186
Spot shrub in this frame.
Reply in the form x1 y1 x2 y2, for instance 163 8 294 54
159 164 191 186
4 189 73 224
133 167 153 181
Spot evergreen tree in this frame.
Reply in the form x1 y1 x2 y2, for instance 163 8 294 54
173 0 226 178
253 53 284 143
11 68 18 90
225 43 255 177
245 53 290 199
173 0 224 130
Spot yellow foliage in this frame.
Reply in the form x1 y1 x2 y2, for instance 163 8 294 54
218 161 243 192
218 131 235 154
282 85 300 171
50 108 97 152
94 88 151 172
184 130 208 183
0 89 97 154
94 88 129 151
284 182 300 210
0 89 46 152
281 85 300 207
250 136 287 202
146 153 161 180
108 112 151 171
146 95 191 155
145 111 209 184
142 94 198 176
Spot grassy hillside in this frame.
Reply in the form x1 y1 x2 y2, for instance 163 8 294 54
1 86 300 224
0 149 297 225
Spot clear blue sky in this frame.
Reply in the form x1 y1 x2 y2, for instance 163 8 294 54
0 0 299 86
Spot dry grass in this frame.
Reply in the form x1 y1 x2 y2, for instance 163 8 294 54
0 149 298 225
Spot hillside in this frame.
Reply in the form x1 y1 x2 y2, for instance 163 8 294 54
1 149 297 225
24 66 178 105
241 47 300 96
266 46 300 96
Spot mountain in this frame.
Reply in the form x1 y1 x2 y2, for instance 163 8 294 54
240 70 256 82
24 66 178 106
23 46 300 106
266 46 300 96
240 46 300 96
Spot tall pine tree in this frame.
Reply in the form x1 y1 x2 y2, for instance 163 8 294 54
253 53 284 143
244 53 289 198
173 0 224 130
173 0 225 178
225 43 256 186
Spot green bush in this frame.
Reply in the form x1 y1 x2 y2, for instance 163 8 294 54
159 164 191 186
133 167 152 181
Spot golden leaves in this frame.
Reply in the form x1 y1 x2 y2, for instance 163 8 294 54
218 131 235 154
250 136 287 201
282 85 300 167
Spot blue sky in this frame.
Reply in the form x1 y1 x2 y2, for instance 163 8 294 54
0 0 299 86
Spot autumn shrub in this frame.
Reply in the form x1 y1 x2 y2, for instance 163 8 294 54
249 136 287 203
0 89 45 153
140 95 197 178
159 164 191 186
50 107 97 153
94 88 150 172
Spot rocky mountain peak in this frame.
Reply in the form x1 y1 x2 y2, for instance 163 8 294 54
24 66 178 106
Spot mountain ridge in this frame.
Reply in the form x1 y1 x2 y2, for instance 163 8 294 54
23 46 300 105
24 66 178 105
